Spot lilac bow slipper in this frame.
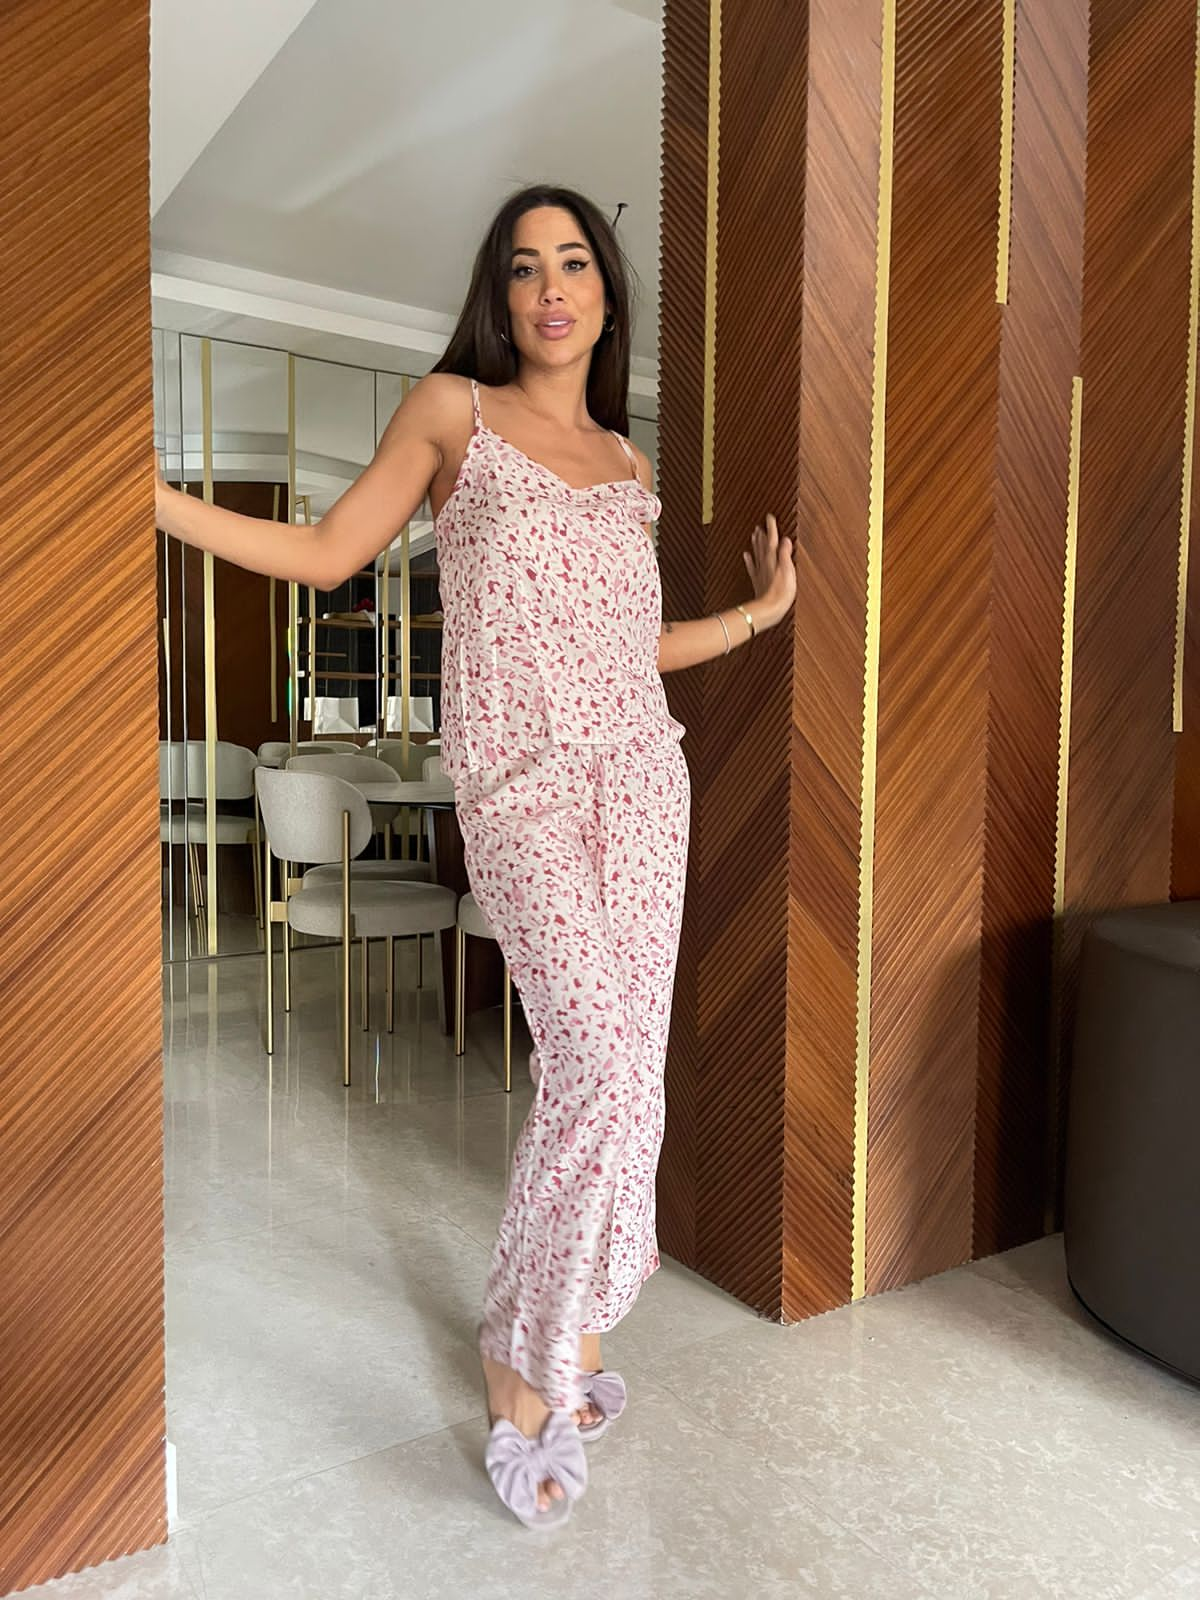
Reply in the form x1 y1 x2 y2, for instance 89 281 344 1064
485 1410 588 1530
578 1369 628 1443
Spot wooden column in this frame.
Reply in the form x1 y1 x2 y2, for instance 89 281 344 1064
0 1 165 1591
658 0 1200 1317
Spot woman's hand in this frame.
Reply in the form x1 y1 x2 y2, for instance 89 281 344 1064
743 513 796 630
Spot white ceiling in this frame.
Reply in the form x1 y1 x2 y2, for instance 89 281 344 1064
151 0 665 363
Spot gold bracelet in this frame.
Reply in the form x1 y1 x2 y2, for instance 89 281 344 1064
735 603 756 639
712 612 732 654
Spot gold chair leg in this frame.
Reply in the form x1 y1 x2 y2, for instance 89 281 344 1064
252 800 264 930
264 833 274 1056
503 962 512 1094
455 926 466 1056
386 936 395 1033
342 812 352 1087
250 841 263 928
282 858 293 1013
361 936 370 1031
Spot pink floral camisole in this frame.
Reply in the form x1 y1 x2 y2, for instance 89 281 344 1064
434 381 686 783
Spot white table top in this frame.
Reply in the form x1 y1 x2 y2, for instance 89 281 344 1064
353 779 456 806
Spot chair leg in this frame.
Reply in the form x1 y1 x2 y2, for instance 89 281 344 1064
503 962 513 1094
342 812 352 1088
250 839 263 930
264 835 274 1057
282 858 293 1013
361 936 370 1031
455 926 466 1056
386 936 395 1033
251 802 264 930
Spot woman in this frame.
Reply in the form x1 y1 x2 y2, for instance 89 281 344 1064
156 185 795 1530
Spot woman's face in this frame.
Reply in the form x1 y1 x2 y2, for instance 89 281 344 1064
506 206 608 367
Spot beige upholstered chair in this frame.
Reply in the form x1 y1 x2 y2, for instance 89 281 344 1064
256 740 355 768
255 768 456 1085
370 739 441 778
158 740 261 924
455 892 513 1093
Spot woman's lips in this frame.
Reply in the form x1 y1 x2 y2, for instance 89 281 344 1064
534 319 576 341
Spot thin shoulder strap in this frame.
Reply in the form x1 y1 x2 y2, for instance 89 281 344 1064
469 378 482 431
611 430 641 484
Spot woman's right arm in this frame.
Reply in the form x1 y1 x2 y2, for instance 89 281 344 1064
154 374 460 590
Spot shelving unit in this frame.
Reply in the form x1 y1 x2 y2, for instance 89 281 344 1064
290 566 443 739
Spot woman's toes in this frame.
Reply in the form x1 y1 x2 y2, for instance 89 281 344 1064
538 1479 565 1511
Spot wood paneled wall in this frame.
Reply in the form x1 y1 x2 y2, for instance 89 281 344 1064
0 2 165 1592
659 0 1200 1317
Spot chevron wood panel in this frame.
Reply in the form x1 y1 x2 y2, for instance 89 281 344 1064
975 0 1090 1257
658 0 812 1317
1058 0 1196 1209
781 0 881 1318
692 0 806 1316
0 2 165 1592
865 0 1004 1294
657 0 713 1269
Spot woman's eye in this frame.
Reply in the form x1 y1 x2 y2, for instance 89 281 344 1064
563 258 590 272
511 264 536 279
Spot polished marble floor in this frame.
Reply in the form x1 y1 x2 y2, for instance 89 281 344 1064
20 945 1200 1600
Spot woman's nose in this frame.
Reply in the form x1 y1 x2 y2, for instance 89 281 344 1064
539 278 566 304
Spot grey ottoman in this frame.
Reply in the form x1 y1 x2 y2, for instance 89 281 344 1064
1064 901 1200 1383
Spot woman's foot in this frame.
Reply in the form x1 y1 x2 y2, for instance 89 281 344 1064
482 1356 566 1514
573 1332 604 1430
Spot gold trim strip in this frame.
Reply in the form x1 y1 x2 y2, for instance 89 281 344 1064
201 337 219 956
852 0 898 1304
1173 9 1200 733
996 0 1017 305
400 374 412 762
1046 374 1084 1231
269 486 280 722
288 354 299 753
700 0 722 527
303 495 316 734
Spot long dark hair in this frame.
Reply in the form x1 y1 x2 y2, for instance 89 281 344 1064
432 185 634 435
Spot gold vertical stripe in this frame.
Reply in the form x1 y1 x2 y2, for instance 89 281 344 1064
400 374 412 761
380 545 391 741
303 494 316 732
1173 8 1200 733
700 0 722 527
269 486 280 723
996 0 1017 304
201 337 218 955
287 354 299 754
1046 374 1084 1231
852 0 898 1303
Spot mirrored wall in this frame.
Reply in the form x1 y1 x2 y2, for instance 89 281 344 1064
154 330 657 963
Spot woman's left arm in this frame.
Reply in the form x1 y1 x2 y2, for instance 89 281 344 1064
657 513 796 674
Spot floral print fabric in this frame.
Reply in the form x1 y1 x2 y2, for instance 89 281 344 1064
434 380 685 782
457 735 691 1412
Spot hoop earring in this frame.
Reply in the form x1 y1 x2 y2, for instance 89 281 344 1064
499 329 511 345
602 314 615 335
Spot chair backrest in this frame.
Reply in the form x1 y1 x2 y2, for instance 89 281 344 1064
255 768 372 864
159 741 257 801
286 751 388 785
256 739 357 762
372 740 440 780
422 754 444 782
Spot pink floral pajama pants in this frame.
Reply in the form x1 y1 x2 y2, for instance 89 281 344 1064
455 734 690 1414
